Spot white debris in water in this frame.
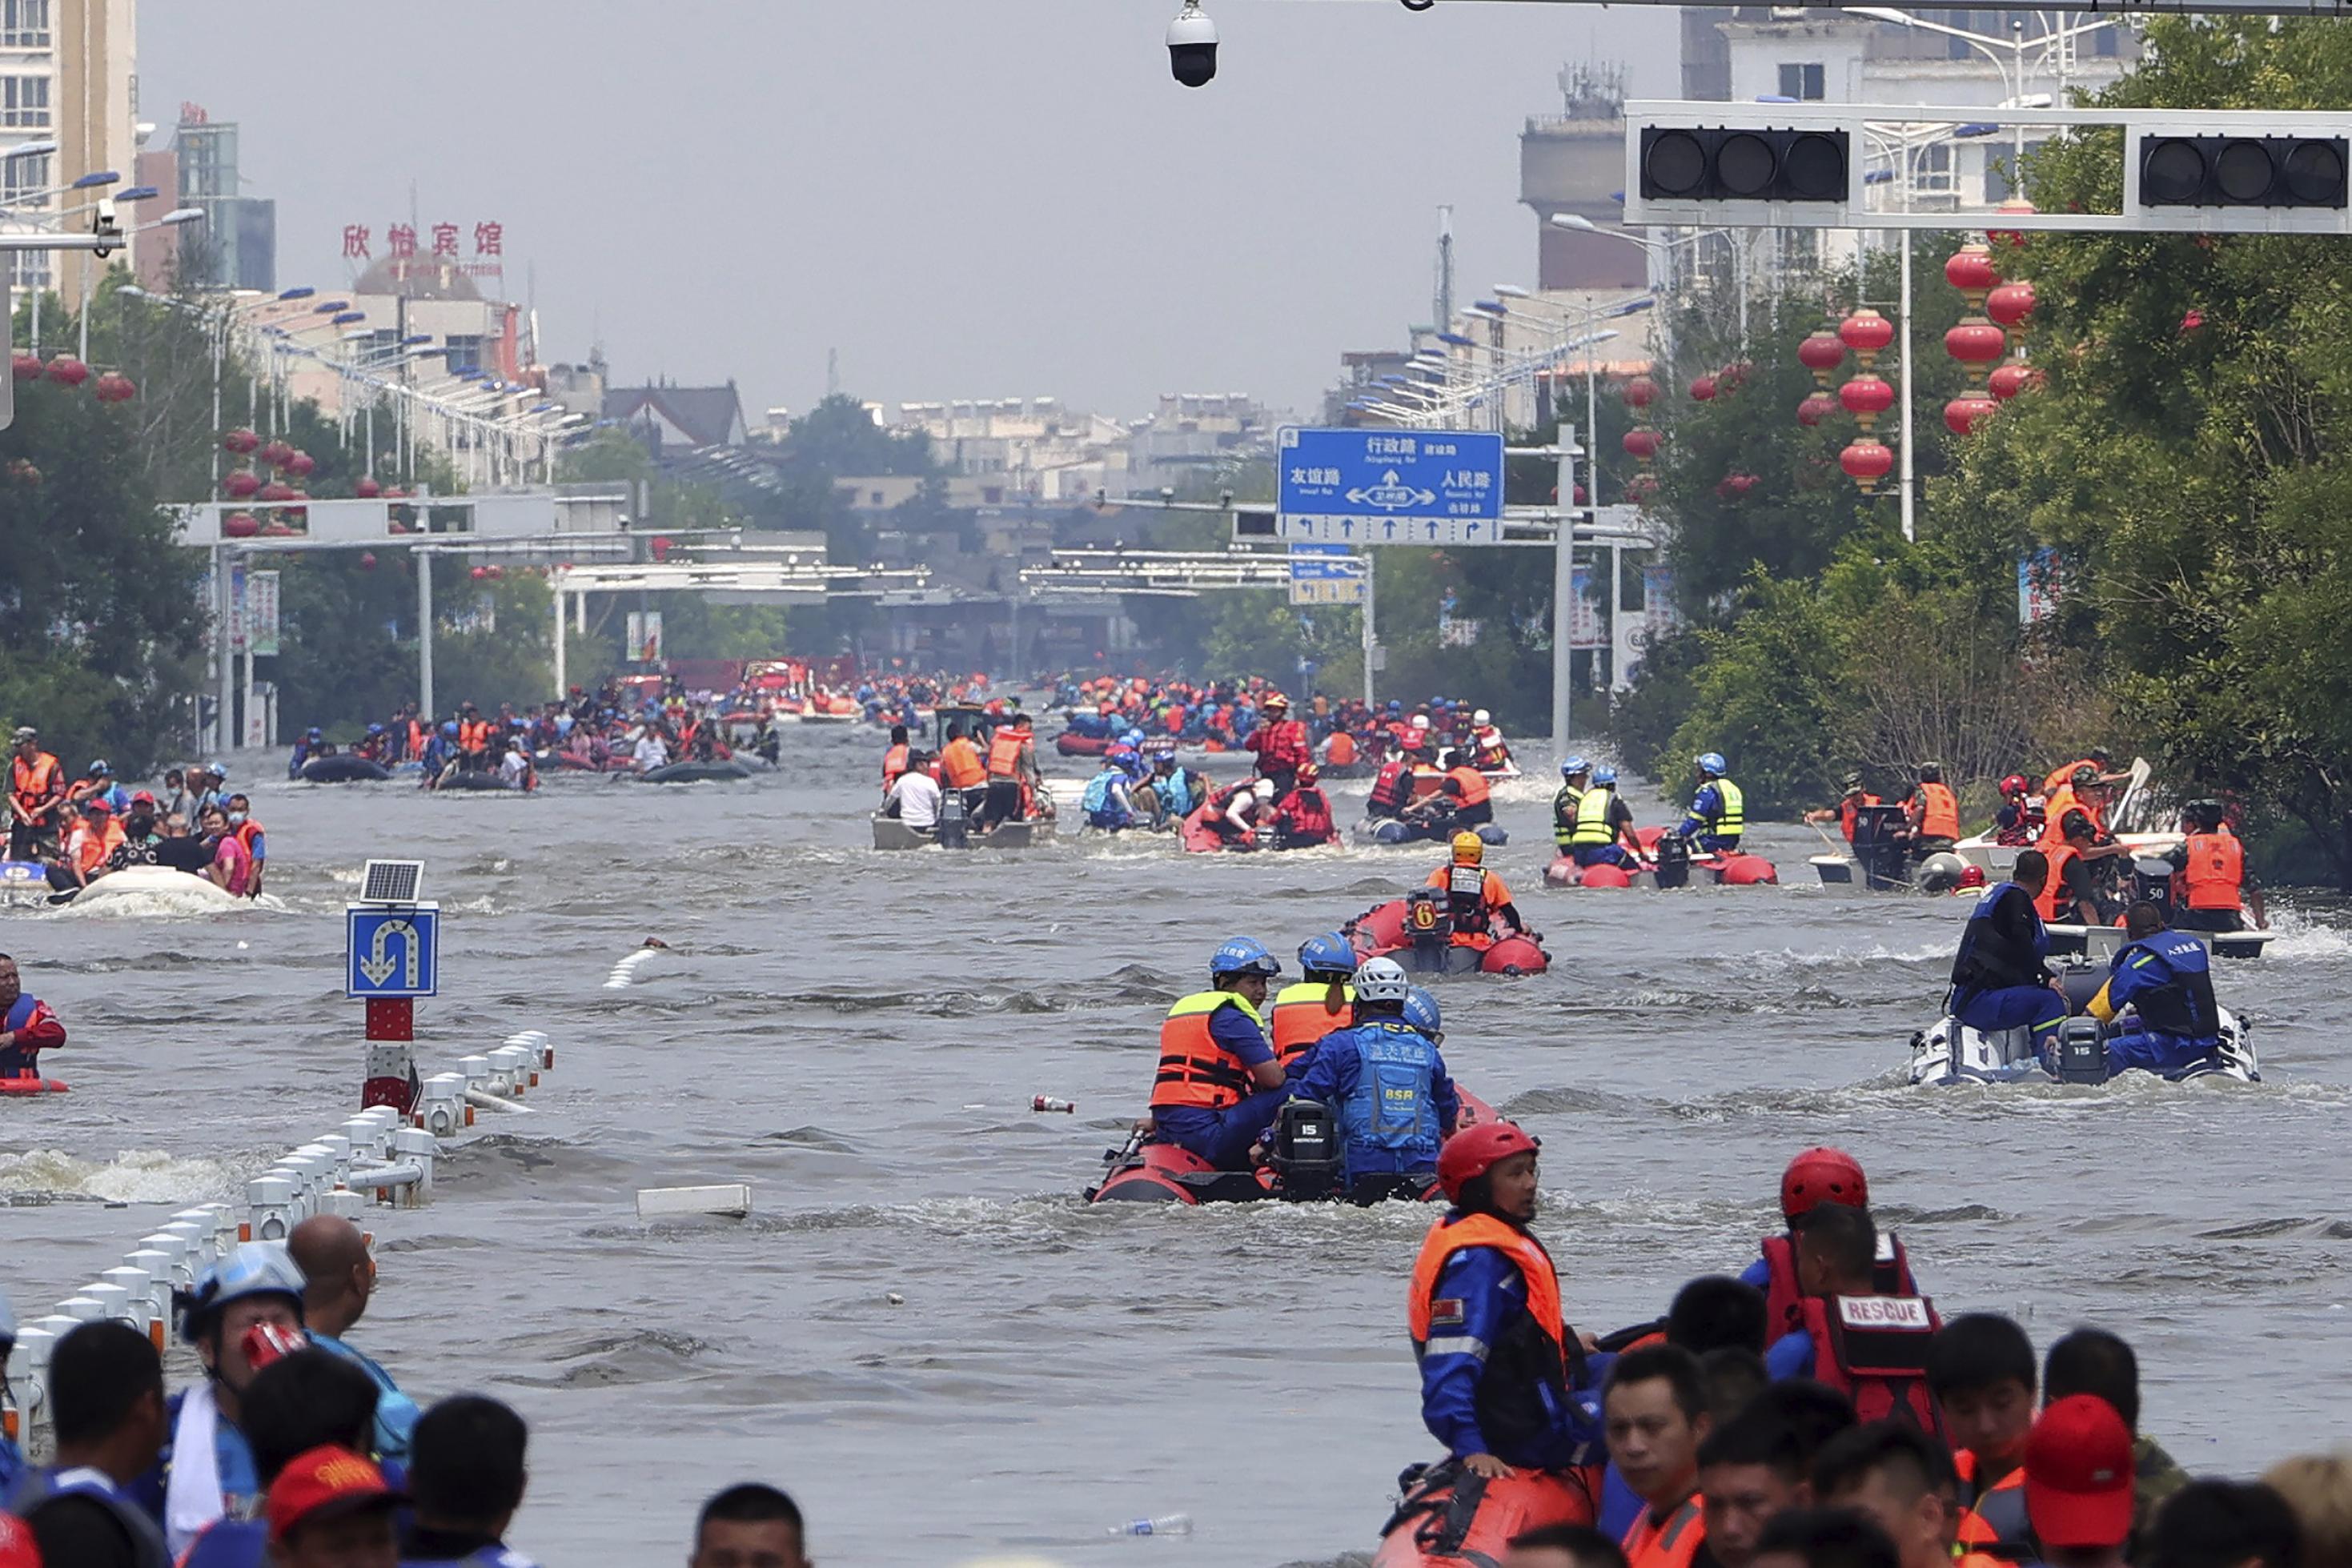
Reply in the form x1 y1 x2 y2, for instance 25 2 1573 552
604 947 664 990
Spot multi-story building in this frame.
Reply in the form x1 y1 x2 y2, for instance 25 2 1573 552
171 102 275 291
1 0 141 309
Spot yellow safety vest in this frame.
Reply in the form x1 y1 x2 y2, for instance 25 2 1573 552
1571 785 1619 847
1706 779 1745 836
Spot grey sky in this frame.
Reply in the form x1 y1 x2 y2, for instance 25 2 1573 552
140 1 1681 420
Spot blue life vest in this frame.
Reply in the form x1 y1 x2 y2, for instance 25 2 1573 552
1160 770 1200 816
2110 931 2218 1041
1336 1021 1443 1174
1949 880 2048 996
1082 772 1119 814
10 1464 173 1568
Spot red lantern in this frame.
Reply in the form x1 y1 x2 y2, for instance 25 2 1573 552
44 355 87 387
2180 308 2205 335
260 439 295 469
223 511 260 539
469 566 488 580
1572 483 1587 506
10 352 39 381
1625 473 1660 505
287 451 316 479
223 427 260 455
1988 362 2042 401
258 480 297 503
1689 374 1718 403
94 371 135 403
1797 391 1837 428
1719 471 1757 498
1838 308 1896 367
1986 281 2037 333
1943 243 1999 308
355 475 383 499
1988 199 2036 249
1720 360 1753 389
1623 375 1658 410
1840 439 1894 493
359 551 378 571
223 469 262 499
483 564 504 579
1838 375 1894 432
1945 319 2007 367
1622 427 1660 463
1944 394 2001 436
1798 330 1846 387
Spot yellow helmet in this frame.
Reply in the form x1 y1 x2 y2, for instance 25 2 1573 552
1451 831 1484 865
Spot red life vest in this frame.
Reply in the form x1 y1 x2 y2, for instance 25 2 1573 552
2181 831 2244 911
1797 1293 1949 1441
1369 760 1413 812
1278 788 1336 846
881 743 910 791
1759 1230 1917 1341
1447 766 1491 808
985 729 1027 779
1913 782 1961 840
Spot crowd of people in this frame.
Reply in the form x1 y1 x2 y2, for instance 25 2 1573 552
0 1221 812 1568
7 730 265 901
876 710 1054 836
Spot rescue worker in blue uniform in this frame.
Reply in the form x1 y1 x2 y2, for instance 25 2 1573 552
2086 902 2222 1079
1082 758 1136 832
1552 756 1591 854
1410 1123 1599 1482
287 728 325 780
1145 938 1290 1170
1676 752 1745 853
6 1320 173 1568
1570 765 1643 868
1146 752 1208 830
1287 957 1460 1204
1946 848 2070 1061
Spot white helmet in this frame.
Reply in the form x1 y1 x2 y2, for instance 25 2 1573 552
1353 956 1411 1005
1411 715 1431 731
1473 709 1491 727
1252 777 1277 800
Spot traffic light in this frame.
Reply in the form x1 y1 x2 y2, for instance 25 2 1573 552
2137 134 2348 208
1639 126 1850 203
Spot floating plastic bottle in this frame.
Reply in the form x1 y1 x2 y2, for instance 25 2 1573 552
1033 1095 1077 1113
1108 1514 1192 1537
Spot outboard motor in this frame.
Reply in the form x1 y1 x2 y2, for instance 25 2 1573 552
2052 1017 2109 1084
1652 832 1692 891
2131 854 2179 916
1404 888 1453 965
1852 804 1912 891
1917 852 1969 894
1270 1097 1343 1201
937 782 970 848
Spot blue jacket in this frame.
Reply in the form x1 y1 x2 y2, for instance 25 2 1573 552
1082 770 1133 825
2098 930 2218 1045
1289 1021 1457 1178
1418 1243 1595 1470
1677 782 1739 844
311 1332 422 1463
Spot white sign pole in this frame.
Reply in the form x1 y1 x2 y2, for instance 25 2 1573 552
1551 431 1576 768
1362 557 1378 711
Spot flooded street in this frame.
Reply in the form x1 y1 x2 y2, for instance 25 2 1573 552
6 728 2349 1566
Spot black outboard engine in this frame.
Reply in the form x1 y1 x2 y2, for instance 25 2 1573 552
2052 1017 2109 1084
1851 804 1912 891
1404 888 1453 967
2131 854 2179 917
937 782 969 848
1652 832 1692 890
1270 1097 1343 1201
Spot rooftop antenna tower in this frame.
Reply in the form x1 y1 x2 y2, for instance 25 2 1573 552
1432 206 1455 333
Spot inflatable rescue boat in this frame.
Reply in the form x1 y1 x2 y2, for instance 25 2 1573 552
1353 819 1511 848
1908 968 2258 1086
1087 1090 1495 1204
298 754 392 784
1 1068 68 1096
1344 893 1548 976
56 864 256 912
1547 826 1774 889
1371 1461 1598 1568
634 758 754 784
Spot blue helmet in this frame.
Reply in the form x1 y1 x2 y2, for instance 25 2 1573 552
1403 986 1443 1039
1209 937 1281 980
1124 729 1146 748
1592 764 1618 786
366 723 384 736
441 721 460 737
305 728 322 740
1560 755 1589 778
177 1241 307 1345
1699 752 1728 777
1298 932 1356 977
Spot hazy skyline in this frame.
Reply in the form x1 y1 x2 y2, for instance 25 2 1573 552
141 1 1682 420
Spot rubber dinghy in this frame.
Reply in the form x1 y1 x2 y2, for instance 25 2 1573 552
635 758 753 784
299 755 392 784
1087 1090 1496 1204
58 864 255 912
1547 826 1773 888
1344 892 1549 976
1372 1461 1599 1568
431 771 528 792
1352 818 1511 848
0 1069 68 1095
1908 968 2258 1085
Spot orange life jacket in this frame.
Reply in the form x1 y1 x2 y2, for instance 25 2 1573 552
1428 865 1507 946
234 819 265 860
985 729 1027 779
2182 831 2244 911
10 752 59 804
2035 844 2081 922
1447 766 1491 808
1325 731 1358 768
2038 785 2101 849
1838 792 1882 843
459 720 491 752
2042 760 2099 799
940 739 986 788
1913 781 1960 840
1408 1213 1565 1378
882 743 910 790
1954 1456 2028 1554
1148 992 1263 1111
407 720 426 759
71 824 110 874
1269 982 1351 1066
1621 1495 1708 1568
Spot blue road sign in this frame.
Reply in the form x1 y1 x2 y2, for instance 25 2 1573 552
1276 427 1506 546
1287 543 1363 579
346 904 440 998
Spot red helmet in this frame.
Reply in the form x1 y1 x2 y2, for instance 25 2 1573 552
1780 1146 1868 1221
1957 864 1987 888
2000 774 2029 796
1438 1122 1540 1201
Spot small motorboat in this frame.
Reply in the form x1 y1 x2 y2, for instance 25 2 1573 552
1351 818 1511 848
1371 1461 1598 1568
1086 1091 1495 1205
634 758 754 784
2045 920 2271 960
1908 967 2258 1085
870 788 1057 851
298 754 392 784
1344 892 1549 976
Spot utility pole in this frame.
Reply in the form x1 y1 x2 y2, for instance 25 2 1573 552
1432 207 1455 335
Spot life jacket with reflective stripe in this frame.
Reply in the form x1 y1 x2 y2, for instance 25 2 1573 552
1915 781 1961 840
882 743 910 789
1369 760 1413 812
1447 766 1491 808
1623 1496 1708 1568
2182 831 2243 911
1337 1021 1444 1170
2035 845 2081 922
1278 787 1336 845
1445 864 1493 934
2110 932 2218 1038
1473 728 1511 769
985 729 1026 778
1798 1293 1949 1442
1149 991 1263 1110
1552 783 1583 848
1701 779 1744 836
6 1465 171 1568
1570 786 1618 847
1270 981 1352 1065
1409 1213 1573 1461
1759 1230 1916 1340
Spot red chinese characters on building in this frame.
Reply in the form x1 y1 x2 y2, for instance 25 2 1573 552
431 222 460 258
387 223 417 259
473 222 502 257
343 219 507 273
342 225 370 259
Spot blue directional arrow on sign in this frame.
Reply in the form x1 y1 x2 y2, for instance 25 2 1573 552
347 904 440 998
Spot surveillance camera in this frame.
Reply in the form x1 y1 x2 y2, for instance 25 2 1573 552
1167 2 1217 87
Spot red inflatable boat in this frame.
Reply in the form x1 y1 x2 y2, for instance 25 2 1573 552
1 1070 68 1096
1344 893 1549 976
1543 827 1776 889
1372 1462 1599 1568
1088 1091 1495 1204
1054 730 1113 758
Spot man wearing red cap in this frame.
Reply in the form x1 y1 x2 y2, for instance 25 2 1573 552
264 1445 401 1568
2024 1395 2137 1568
